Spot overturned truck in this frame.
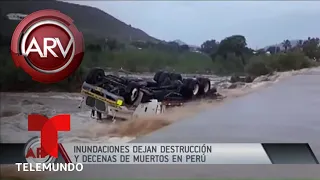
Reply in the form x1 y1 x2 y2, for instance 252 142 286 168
80 68 220 121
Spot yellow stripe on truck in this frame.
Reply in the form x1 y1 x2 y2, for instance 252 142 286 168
81 89 123 107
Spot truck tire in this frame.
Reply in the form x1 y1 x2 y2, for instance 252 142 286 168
124 82 140 105
181 78 200 99
198 77 211 95
170 73 182 81
190 80 200 96
172 80 183 88
85 68 105 84
158 72 170 85
161 77 172 86
171 80 183 92
154 71 163 82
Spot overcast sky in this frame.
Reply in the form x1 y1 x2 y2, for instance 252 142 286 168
70 1 320 48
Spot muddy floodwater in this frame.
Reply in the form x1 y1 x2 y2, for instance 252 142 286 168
0 69 316 144
1 68 320 179
49 67 320 179
0 73 229 143
0 93 134 143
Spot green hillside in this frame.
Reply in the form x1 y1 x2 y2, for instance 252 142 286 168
0 0 158 42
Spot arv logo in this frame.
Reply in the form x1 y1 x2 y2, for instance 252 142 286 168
23 37 73 58
11 10 84 83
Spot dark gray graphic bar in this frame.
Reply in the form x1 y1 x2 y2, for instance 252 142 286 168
262 143 319 164
0 143 65 164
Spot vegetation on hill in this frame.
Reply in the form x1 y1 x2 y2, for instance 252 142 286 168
0 1 319 91
200 36 319 76
0 0 157 42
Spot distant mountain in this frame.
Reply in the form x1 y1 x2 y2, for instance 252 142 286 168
0 0 158 42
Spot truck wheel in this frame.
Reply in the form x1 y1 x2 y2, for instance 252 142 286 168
181 78 200 99
160 77 171 86
192 82 200 96
154 71 163 82
157 72 169 84
124 82 140 105
198 77 211 95
170 73 182 81
172 80 183 88
85 68 105 84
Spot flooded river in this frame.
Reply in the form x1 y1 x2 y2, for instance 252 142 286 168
49 68 320 179
1 68 320 178
0 69 316 144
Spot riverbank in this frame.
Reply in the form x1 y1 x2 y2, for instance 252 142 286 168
1 67 319 180
1 67 317 144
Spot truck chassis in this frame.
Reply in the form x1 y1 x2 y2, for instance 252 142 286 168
79 68 221 121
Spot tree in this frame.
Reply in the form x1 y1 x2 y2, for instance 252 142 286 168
146 41 156 48
302 37 320 60
86 44 102 52
106 38 119 51
214 35 249 66
200 39 219 54
267 46 281 54
297 40 303 48
131 41 148 49
179 44 190 51
291 40 304 52
282 40 292 52
167 41 180 51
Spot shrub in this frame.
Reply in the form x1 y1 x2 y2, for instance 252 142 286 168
212 53 245 75
82 48 214 73
245 56 272 76
275 52 313 71
245 52 315 76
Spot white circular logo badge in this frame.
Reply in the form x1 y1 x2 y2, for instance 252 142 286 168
24 137 57 167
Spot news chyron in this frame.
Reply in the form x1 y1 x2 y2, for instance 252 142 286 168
13 143 319 172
